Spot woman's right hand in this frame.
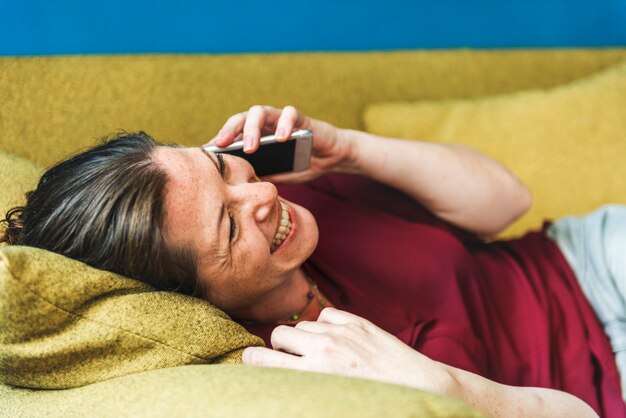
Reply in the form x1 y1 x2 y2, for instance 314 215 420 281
204 105 356 184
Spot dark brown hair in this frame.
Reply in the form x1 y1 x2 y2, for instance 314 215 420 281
0 132 204 297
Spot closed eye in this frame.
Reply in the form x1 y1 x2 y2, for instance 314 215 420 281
216 153 237 244
229 213 237 242
216 152 226 177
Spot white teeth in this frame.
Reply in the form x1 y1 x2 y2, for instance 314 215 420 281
271 202 292 252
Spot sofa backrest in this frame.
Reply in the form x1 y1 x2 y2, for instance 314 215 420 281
1 49 625 167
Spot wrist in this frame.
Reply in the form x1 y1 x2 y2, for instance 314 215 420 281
332 128 367 175
389 346 458 396
412 360 458 397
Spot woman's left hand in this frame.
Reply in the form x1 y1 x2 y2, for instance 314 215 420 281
242 307 452 393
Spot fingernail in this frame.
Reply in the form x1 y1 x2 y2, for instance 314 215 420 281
218 129 229 138
275 129 286 140
243 136 253 152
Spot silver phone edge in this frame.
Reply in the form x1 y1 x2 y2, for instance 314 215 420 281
202 129 313 153
293 133 313 172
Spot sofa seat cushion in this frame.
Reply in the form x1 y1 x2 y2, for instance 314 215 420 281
0 364 485 418
363 60 626 237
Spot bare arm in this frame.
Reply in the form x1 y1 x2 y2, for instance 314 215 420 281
444 361 598 418
243 308 599 418
339 129 532 238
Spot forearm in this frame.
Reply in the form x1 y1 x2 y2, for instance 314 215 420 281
338 129 532 238
438 363 599 418
373 341 598 417
243 306 598 417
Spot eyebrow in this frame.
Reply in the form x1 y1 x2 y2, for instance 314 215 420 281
200 148 225 245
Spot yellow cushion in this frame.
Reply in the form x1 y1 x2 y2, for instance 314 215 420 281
363 60 626 237
0 150 42 217
0 245 263 389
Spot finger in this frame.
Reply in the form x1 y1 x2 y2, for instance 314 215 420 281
294 320 334 334
203 131 244 149
242 346 301 369
242 105 267 153
270 325 322 355
274 105 300 142
317 307 371 326
208 112 248 147
232 132 244 144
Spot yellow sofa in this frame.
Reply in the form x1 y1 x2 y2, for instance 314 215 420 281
1 49 625 417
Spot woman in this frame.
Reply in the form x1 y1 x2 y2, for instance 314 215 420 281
1 105 623 417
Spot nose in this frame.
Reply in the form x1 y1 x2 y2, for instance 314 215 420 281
231 180 278 224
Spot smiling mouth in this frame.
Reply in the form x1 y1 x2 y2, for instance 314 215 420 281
270 201 292 253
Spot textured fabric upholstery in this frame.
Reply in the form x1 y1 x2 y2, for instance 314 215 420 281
364 59 626 237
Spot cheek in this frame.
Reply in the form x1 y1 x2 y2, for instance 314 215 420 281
295 206 319 246
238 231 271 267
196 241 272 309
239 249 272 282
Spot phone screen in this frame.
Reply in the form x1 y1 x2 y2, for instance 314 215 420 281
220 140 296 176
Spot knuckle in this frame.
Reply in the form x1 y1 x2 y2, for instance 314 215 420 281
272 324 290 336
346 322 369 337
317 306 335 320
270 325 291 344
225 114 245 128
318 334 336 352
249 105 263 114
356 315 375 328
345 322 361 333
294 320 312 330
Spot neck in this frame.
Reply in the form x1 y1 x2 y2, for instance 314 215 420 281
231 267 311 324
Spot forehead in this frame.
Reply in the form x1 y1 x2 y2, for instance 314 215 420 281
152 146 221 248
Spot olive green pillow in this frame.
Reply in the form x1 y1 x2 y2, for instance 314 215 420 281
363 60 626 237
0 245 263 389
0 150 42 216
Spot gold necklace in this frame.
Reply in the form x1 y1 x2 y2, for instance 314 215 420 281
278 269 328 325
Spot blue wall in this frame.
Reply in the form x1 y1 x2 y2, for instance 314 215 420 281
1 0 625 56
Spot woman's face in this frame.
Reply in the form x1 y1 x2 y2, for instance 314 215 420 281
153 146 319 315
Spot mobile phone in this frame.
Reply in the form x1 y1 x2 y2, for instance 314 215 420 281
202 129 313 176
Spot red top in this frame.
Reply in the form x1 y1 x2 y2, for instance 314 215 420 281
245 174 625 417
